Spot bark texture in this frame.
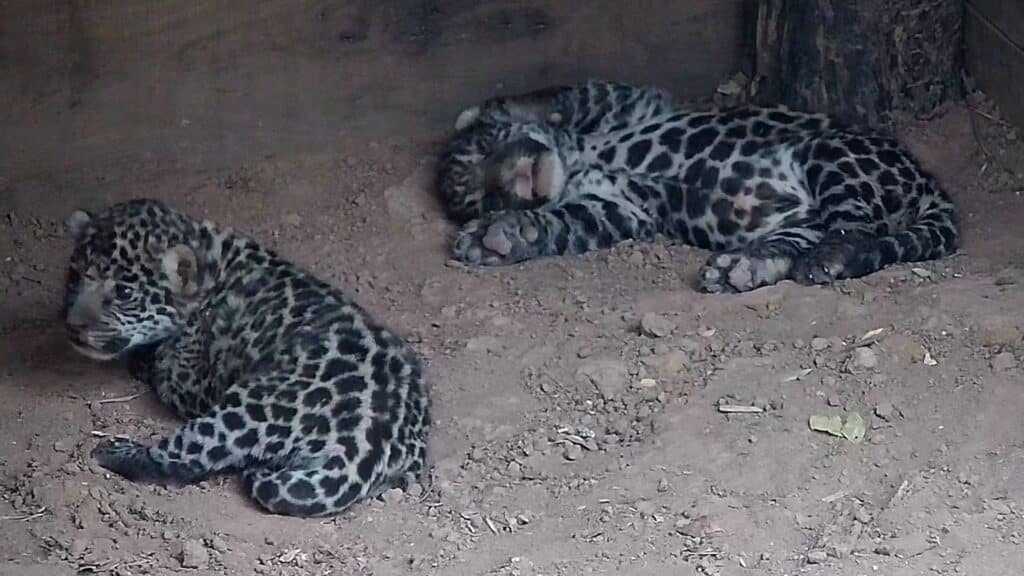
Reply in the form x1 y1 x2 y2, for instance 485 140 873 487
754 0 963 127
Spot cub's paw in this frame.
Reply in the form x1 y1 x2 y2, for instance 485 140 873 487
453 212 543 266
92 439 163 482
792 244 854 285
699 253 753 293
700 252 790 293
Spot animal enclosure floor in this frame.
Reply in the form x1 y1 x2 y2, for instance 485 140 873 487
1 106 1023 576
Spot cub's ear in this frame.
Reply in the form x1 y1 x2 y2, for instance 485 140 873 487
65 210 93 241
161 244 199 297
454 105 481 131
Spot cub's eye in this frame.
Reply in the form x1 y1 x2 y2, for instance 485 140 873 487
115 285 135 301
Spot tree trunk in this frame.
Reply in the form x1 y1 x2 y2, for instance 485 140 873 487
753 0 963 128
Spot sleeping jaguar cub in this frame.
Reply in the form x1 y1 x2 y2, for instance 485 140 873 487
438 80 959 292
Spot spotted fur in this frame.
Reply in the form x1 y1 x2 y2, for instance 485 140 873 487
64 199 430 517
439 80 676 223
439 80 960 292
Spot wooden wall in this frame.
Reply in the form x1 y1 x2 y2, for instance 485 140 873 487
0 1 745 182
966 0 1024 128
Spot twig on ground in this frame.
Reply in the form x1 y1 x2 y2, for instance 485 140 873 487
0 506 47 521
87 391 146 406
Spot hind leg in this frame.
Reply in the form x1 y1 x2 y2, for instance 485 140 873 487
700 225 824 293
243 455 367 517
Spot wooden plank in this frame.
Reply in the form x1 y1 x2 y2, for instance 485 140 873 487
966 1 1024 129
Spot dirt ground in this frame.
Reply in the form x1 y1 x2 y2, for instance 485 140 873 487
1 100 1023 576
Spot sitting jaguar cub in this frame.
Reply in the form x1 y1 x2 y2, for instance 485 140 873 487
438 80 959 292
64 199 430 516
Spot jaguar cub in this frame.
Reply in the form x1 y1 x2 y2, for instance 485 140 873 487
438 80 959 292
64 199 430 516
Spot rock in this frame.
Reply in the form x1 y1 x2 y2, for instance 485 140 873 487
506 461 522 477
854 508 873 524
640 313 674 338
991 352 1017 372
563 444 583 461
284 213 302 227
874 402 894 420
179 539 209 569
853 347 878 370
576 360 630 399
885 532 933 557
674 515 711 537
208 536 229 553
810 337 830 351
382 487 405 505
827 393 842 407
806 549 828 564
53 440 70 453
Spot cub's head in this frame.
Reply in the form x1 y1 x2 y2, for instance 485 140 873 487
482 126 565 208
63 200 200 360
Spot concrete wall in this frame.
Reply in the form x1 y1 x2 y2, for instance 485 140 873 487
0 0 746 182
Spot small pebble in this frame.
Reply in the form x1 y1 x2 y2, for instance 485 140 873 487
853 347 878 369
991 352 1017 372
563 444 583 461
640 313 674 338
381 487 405 505
208 536 229 553
874 402 894 420
806 549 828 564
810 337 830 351
506 461 522 477
179 539 209 569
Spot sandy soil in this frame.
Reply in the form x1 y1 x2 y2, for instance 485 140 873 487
1 103 1023 576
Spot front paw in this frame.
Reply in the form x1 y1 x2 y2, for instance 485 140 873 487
453 212 542 266
92 439 163 482
127 343 159 382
